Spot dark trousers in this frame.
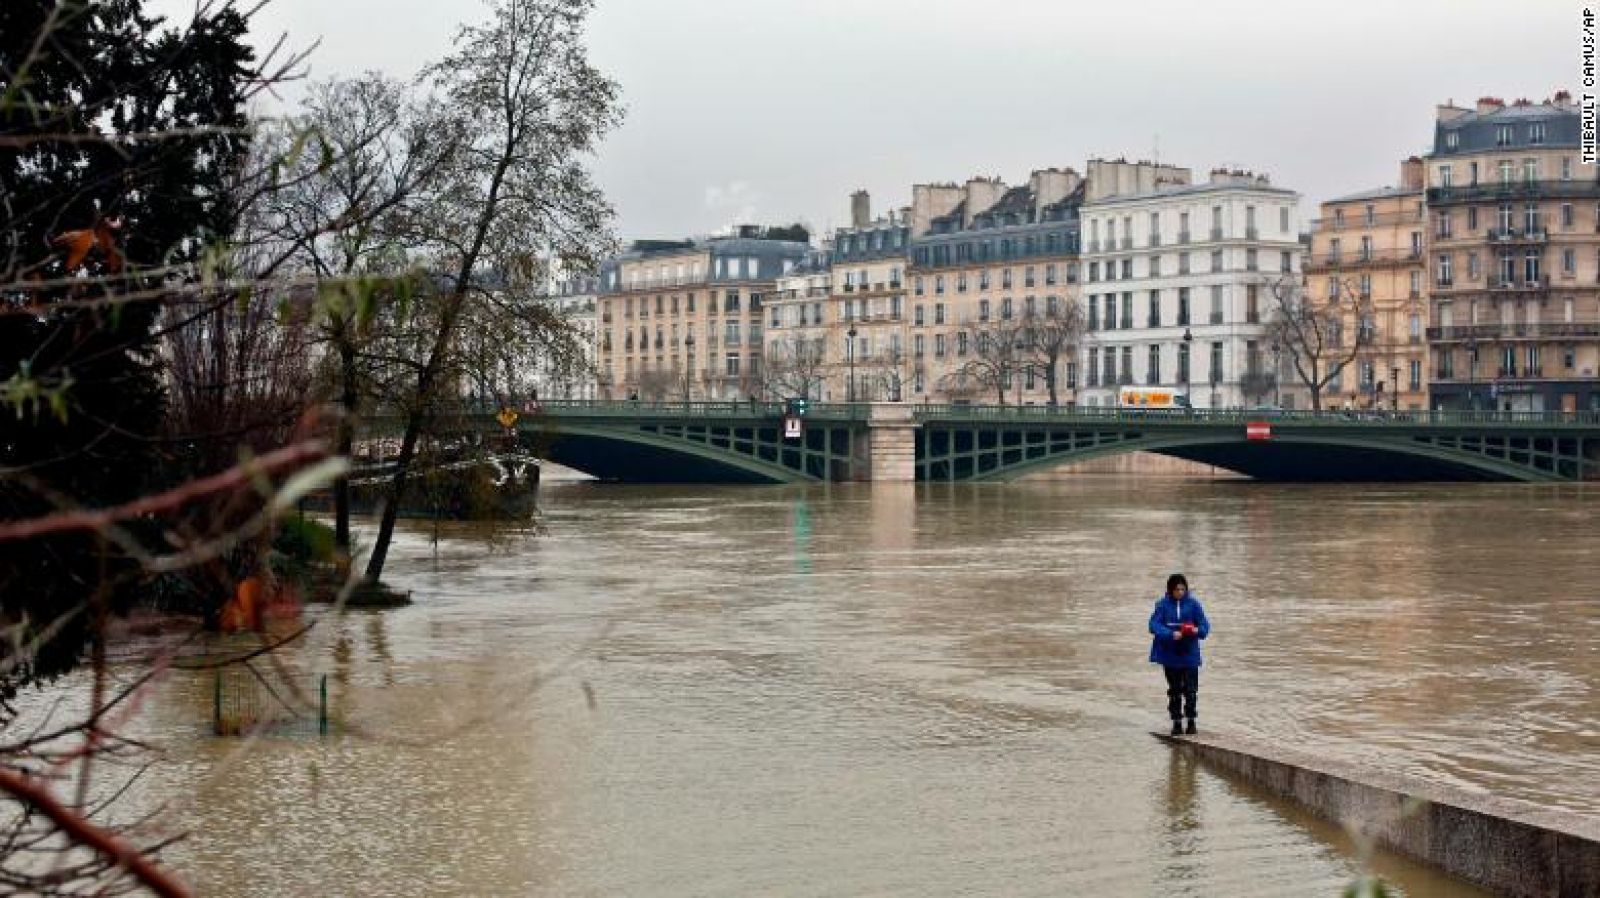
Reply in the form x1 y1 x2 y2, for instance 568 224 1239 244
1163 666 1199 721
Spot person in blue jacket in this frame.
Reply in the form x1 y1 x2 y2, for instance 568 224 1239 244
1149 573 1211 735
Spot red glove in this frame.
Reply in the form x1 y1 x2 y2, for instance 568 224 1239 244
1179 623 1198 638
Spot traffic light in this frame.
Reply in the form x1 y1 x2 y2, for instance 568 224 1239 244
786 397 810 417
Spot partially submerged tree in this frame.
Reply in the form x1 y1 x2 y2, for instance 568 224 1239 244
360 0 622 584
1262 275 1370 411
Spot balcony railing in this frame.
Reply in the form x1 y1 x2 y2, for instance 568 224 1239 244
1488 226 1548 242
1489 274 1551 291
1120 237 1133 250
1177 231 1191 244
1312 209 1427 229
807 286 829 297
1427 321 1600 340
1148 234 1161 247
1427 181 1600 203
1245 227 1259 240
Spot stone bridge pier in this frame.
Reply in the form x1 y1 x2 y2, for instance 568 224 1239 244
860 403 919 482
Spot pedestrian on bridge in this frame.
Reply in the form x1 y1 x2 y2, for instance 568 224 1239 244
1148 573 1210 736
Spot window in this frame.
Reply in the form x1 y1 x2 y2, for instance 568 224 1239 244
1563 203 1575 228
1327 277 1340 300
914 305 925 326
1409 359 1422 390
1179 252 1191 274
1001 297 1014 320
1438 164 1453 188
1209 285 1223 324
1437 254 1453 286
1025 266 1036 287
1245 248 1257 271
1088 296 1099 330
1246 284 1259 323
979 299 990 321
724 321 740 345
1088 348 1100 386
913 334 925 357
1209 342 1223 384
1530 122 1546 144
1445 130 1460 149
1210 250 1223 272
1468 252 1480 279
935 334 947 358
1177 288 1191 325
1002 269 1013 289
770 306 780 328
914 276 924 296
1178 343 1190 384
1120 346 1133 384
1435 211 1452 238
1409 270 1422 298
1045 264 1057 285
1564 248 1576 275
1149 255 1162 277
957 273 968 293
725 353 740 377
1562 157 1574 181
1103 295 1116 330
1524 250 1541 283
1523 159 1538 185
935 303 946 324
1121 292 1133 329
957 331 969 356
935 275 945 295
1279 207 1289 232
1498 160 1514 185
725 291 740 313
1496 124 1514 146
1148 345 1161 384
1087 262 1099 282
1148 290 1162 328
1025 295 1037 317
1121 258 1133 279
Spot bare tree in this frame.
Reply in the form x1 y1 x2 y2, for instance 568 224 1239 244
944 317 1030 404
1019 299 1085 407
761 334 827 400
866 343 917 403
1262 275 1370 411
361 0 622 585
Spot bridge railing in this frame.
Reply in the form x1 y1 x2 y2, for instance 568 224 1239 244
464 399 872 421
911 404 1600 427
439 400 1600 428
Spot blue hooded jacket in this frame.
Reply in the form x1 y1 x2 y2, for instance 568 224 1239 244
1148 594 1210 668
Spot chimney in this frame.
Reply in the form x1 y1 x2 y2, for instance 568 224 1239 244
1475 96 1504 114
1554 89 1573 108
963 177 1006 227
909 183 964 237
1436 99 1471 123
850 190 871 229
1400 156 1425 190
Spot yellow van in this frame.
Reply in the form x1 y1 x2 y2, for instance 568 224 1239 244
1118 387 1192 409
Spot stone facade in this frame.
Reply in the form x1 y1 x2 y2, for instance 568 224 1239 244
1302 160 1429 410
596 231 809 400
1077 166 1303 410
1425 93 1600 412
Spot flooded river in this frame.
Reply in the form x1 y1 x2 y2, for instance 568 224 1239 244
103 477 1600 895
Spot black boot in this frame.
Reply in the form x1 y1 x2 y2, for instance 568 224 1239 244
1185 718 1197 735
1171 720 1183 736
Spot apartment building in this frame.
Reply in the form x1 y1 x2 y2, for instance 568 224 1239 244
1302 159 1429 410
1077 164 1303 409
1425 93 1600 412
537 275 600 400
763 245 832 399
595 229 809 399
903 168 1088 404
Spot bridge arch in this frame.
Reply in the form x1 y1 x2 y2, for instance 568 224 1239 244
920 426 1570 483
517 420 864 483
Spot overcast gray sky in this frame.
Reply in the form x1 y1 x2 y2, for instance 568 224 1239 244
161 0 1575 239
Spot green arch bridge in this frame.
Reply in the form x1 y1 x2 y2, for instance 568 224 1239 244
421 400 1600 484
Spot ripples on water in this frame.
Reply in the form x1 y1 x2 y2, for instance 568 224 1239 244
91 477 1600 895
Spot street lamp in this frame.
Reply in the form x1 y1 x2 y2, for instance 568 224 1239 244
1466 337 1477 411
1014 336 1027 406
683 332 695 403
1182 327 1194 409
1270 340 1282 407
1390 364 1400 412
847 322 858 403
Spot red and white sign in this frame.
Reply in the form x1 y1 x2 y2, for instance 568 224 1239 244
1246 421 1272 441
783 415 803 440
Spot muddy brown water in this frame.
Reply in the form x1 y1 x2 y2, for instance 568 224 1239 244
80 478 1600 895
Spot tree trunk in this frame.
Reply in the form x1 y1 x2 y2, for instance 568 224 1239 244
333 324 357 550
1046 359 1059 407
